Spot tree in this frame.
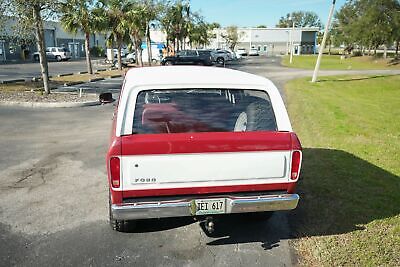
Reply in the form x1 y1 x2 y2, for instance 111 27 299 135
126 1 146 66
256 25 267 28
332 0 400 57
0 1 9 30
159 1 190 52
187 15 217 48
9 0 58 94
60 0 105 74
276 11 322 29
221 26 243 51
100 0 131 70
141 0 159 66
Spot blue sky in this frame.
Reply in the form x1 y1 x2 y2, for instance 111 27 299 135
190 0 347 27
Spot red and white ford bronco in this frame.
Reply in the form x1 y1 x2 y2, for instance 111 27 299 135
107 66 302 232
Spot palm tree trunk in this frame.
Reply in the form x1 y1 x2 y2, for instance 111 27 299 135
133 38 139 67
396 40 399 56
383 45 387 59
146 24 152 66
32 4 50 94
117 43 122 71
84 32 93 74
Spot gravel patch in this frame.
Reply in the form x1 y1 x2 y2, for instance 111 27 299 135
0 91 98 103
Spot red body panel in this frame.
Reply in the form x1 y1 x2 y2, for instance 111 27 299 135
121 131 292 155
107 113 302 204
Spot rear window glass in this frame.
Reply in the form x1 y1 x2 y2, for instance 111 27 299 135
133 89 277 134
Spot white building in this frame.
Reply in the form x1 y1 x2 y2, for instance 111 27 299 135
148 27 318 56
211 27 318 55
0 17 107 62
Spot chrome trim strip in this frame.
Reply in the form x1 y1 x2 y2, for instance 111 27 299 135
111 194 299 220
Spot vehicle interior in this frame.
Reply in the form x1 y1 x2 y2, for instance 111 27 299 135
132 89 277 134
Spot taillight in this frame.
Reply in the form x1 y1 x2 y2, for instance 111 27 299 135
291 150 302 180
110 157 120 188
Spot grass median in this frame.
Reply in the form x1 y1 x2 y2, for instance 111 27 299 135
285 75 400 266
0 69 126 93
282 55 400 70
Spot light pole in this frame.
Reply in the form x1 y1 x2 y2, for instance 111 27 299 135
289 17 294 64
312 0 336 83
286 30 289 55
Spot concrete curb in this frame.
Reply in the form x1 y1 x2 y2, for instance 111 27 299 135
77 71 88 74
63 81 86 86
0 100 100 108
97 68 107 72
57 73 73 77
89 77 105 82
108 74 122 79
0 79 25 84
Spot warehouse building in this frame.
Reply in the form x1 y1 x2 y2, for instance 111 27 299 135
211 27 319 55
0 17 107 62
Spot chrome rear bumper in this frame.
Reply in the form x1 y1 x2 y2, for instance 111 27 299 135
111 193 299 220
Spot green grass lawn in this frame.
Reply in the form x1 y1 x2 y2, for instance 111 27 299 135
281 55 400 70
285 75 400 266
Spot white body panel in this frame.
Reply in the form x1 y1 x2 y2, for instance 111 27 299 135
116 66 293 137
118 151 291 191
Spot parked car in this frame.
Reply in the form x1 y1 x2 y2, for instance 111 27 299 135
212 50 232 64
33 47 71 62
233 51 242 59
161 50 213 66
249 48 259 56
236 48 247 56
107 66 302 232
113 49 126 58
126 52 136 63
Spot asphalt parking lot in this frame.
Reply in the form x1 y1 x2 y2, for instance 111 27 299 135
0 59 108 81
2 56 399 266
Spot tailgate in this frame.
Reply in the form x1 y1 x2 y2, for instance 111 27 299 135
120 132 293 193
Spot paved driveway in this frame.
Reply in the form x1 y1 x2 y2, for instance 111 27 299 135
1 57 399 266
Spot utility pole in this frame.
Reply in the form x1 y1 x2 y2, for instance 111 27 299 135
311 0 336 83
289 17 294 64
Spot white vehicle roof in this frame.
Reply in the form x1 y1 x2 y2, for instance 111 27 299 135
116 66 293 136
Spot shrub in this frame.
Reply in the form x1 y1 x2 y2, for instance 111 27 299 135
90 46 105 57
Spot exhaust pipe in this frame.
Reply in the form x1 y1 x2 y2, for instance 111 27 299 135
205 216 215 234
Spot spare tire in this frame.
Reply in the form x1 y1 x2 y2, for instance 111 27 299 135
245 100 276 131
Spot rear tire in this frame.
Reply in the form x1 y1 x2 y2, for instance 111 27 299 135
164 61 173 66
56 55 62 62
109 192 130 232
216 57 224 65
33 55 39 62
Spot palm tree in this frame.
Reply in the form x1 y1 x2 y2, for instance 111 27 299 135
101 0 131 70
141 0 159 66
126 2 146 66
60 0 104 74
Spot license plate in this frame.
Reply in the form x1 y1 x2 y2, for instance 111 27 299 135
191 198 226 215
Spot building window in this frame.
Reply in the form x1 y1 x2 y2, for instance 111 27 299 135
263 45 267 51
257 45 261 51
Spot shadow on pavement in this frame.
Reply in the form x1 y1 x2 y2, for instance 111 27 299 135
200 212 283 250
122 216 196 233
